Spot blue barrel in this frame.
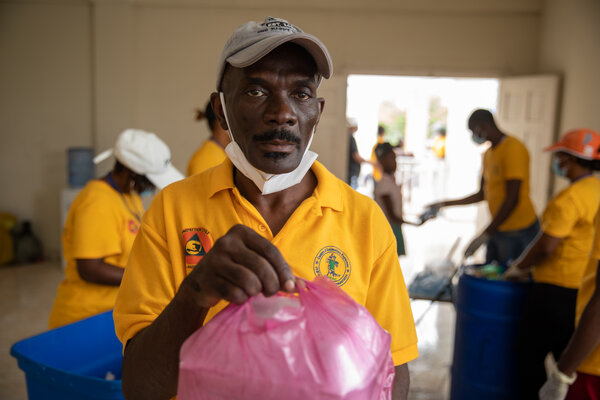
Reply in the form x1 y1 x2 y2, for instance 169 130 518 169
10 311 123 400
450 271 531 400
67 147 94 187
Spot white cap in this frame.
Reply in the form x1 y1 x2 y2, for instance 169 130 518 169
94 129 184 190
216 16 333 90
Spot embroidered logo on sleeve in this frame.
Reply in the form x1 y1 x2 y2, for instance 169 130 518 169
313 246 351 286
183 228 213 268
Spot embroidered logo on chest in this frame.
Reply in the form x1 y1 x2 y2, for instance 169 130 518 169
182 228 213 268
313 246 351 286
128 219 139 234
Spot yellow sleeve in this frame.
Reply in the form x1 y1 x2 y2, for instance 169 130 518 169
590 214 600 260
503 139 529 181
541 191 580 238
365 223 418 366
113 193 178 347
71 194 122 259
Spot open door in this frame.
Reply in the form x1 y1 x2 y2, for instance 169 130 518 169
496 74 560 213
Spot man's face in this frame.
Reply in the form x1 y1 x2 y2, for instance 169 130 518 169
470 123 488 143
214 43 325 174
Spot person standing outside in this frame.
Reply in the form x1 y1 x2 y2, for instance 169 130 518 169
374 142 407 256
347 117 371 189
114 17 417 400
503 129 600 399
49 129 183 328
428 109 539 264
186 101 231 176
371 124 387 182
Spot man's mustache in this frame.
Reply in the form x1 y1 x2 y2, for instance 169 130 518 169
253 129 301 144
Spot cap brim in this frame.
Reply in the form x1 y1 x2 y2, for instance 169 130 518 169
146 164 184 190
227 33 332 79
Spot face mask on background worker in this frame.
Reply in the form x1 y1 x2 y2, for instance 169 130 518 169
552 157 568 177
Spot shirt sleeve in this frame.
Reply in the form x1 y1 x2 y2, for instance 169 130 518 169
365 213 418 365
71 193 122 259
541 191 581 238
590 214 600 260
350 136 358 154
113 192 179 348
503 139 529 181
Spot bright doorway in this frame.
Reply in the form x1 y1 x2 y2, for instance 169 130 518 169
346 75 500 280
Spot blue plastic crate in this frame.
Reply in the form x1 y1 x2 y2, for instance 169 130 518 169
10 311 124 400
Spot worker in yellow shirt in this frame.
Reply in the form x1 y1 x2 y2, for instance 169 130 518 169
428 109 539 264
540 214 600 400
431 127 446 159
49 129 183 329
370 125 386 182
186 101 231 176
503 128 600 399
114 17 417 400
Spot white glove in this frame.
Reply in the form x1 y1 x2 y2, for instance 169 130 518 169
464 232 490 258
539 353 576 400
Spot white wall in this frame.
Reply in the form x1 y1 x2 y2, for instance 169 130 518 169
539 0 600 194
0 2 92 259
1 0 543 257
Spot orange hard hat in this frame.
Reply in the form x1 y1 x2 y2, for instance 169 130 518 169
544 128 600 160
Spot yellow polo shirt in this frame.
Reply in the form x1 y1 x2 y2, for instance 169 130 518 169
370 136 385 182
49 180 142 328
574 214 600 376
114 160 418 366
186 139 227 176
483 135 537 231
533 176 600 288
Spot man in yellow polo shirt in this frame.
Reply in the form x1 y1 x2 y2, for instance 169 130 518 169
49 129 183 328
428 109 539 264
504 128 600 399
186 101 230 176
114 16 418 400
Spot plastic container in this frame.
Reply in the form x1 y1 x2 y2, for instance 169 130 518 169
10 311 124 400
450 270 531 400
67 147 94 188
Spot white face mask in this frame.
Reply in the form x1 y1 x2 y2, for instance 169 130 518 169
219 92 318 195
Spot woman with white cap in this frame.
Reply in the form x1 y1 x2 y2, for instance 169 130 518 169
504 129 600 399
49 129 183 328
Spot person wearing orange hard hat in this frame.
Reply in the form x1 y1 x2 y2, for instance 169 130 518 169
504 128 600 399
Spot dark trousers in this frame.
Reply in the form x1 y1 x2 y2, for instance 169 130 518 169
515 282 578 399
486 220 540 265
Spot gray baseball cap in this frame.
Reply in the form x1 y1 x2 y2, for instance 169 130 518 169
216 16 333 90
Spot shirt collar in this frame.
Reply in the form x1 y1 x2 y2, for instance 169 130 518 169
207 159 343 212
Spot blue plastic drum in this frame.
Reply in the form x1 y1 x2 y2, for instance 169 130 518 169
450 270 531 400
67 147 94 188
10 311 123 400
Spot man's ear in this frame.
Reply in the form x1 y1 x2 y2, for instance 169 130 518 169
210 92 228 131
313 97 325 133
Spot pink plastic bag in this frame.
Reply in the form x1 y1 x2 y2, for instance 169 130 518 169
178 277 395 400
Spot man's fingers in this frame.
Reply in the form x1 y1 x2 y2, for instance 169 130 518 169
216 261 263 298
236 226 295 294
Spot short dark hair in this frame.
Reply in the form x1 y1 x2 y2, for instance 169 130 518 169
377 125 385 136
468 109 496 129
375 142 394 161
196 102 218 131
